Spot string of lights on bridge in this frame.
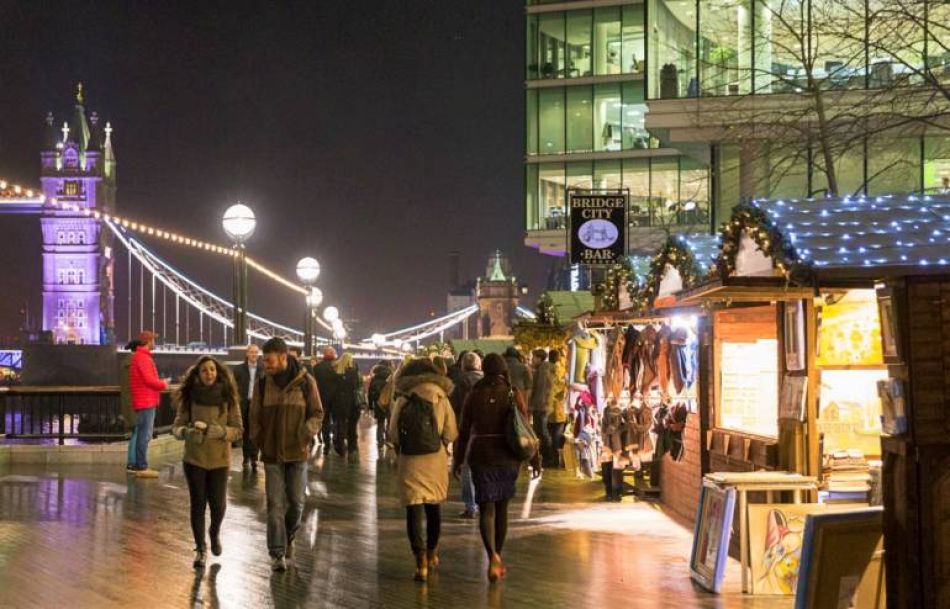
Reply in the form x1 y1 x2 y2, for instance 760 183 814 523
0 177 307 296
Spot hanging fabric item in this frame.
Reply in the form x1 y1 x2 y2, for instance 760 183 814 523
587 332 607 410
670 327 697 394
666 402 689 462
636 402 654 462
652 402 673 460
604 327 626 400
572 391 597 479
601 400 624 457
570 322 598 385
623 326 641 391
655 323 672 397
635 326 659 394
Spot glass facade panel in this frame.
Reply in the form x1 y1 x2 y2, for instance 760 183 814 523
621 81 650 148
538 13 566 79
526 89 539 155
594 83 622 152
811 1 867 90
539 88 565 154
567 11 593 78
928 3 950 84
868 0 924 87
650 0 698 99
767 143 809 199
526 164 540 230
527 14 540 80
754 0 807 93
594 7 622 76
539 163 567 229
834 144 866 196
623 158 652 226
699 0 752 96
868 138 920 194
924 136 950 193
622 4 646 74
679 156 710 225
651 157 681 223
566 86 594 153
567 161 594 190
595 159 623 190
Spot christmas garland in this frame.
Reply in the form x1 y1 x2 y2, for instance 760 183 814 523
596 257 640 311
715 202 810 282
639 236 703 307
512 319 569 353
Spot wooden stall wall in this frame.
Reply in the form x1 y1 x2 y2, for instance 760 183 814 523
881 277 950 609
660 413 702 524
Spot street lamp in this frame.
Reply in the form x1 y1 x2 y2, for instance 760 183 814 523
323 306 340 323
222 204 256 345
296 257 322 356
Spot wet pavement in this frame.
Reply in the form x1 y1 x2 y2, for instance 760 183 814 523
0 426 794 609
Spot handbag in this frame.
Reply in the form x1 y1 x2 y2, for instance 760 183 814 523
505 390 540 462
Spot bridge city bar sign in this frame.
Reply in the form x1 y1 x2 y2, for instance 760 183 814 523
568 189 628 265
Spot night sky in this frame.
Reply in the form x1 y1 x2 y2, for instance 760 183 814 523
0 1 550 342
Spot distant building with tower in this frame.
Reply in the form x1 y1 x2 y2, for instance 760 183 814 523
446 251 525 340
40 84 116 345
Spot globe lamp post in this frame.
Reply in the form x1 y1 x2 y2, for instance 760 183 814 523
222 204 256 345
296 257 322 356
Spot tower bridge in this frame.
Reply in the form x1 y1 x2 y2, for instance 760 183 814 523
0 86 504 357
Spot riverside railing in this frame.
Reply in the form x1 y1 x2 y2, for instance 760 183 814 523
0 386 177 445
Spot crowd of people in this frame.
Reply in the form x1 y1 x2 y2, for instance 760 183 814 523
125 334 563 583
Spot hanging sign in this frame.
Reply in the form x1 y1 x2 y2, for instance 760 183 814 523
569 190 627 265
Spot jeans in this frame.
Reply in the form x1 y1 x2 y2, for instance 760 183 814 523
406 503 441 555
132 407 157 470
460 465 477 513
531 411 552 465
320 407 333 447
127 425 138 467
240 399 259 463
331 406 357 454
183 462 229 550
264 461 307 558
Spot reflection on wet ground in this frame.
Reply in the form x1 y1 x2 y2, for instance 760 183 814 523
0 428 793 609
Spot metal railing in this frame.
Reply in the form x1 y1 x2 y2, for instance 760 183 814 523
0 386 177 445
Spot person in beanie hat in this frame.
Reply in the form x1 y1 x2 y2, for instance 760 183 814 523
128 330 167 478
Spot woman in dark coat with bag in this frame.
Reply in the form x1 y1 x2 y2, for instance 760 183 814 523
453 353 542 583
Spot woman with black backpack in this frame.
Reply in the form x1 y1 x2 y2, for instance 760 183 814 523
453 353 542 583
387 358 458 582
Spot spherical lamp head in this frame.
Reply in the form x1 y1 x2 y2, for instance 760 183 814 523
323 306 340 323
222 204 256 244
332 326 347 340
306 287 323 308
371 333 385 347
296 257 321 285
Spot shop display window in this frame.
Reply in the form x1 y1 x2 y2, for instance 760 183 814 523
715 305 779 438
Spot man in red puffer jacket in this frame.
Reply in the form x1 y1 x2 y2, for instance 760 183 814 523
128 331 167 478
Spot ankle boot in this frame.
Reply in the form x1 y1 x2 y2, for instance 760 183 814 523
414 551 428 582
601 463 613 500
611 469 624 502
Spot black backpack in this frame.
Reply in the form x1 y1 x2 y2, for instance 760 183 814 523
397 393 442 455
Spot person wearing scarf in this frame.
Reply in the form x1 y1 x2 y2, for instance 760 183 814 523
172 356 243 570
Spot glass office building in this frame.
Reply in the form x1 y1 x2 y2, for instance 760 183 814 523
525 0 950 256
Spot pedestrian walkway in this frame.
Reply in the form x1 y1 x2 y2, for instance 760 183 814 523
0 430 792 609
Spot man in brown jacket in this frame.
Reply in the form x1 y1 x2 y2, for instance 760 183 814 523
250 337 323 572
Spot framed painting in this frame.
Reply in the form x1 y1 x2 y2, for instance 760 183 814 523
690 482 737 593
876 288 901 363
794 508 885 609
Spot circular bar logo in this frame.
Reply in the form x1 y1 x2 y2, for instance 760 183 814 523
578 219 618 248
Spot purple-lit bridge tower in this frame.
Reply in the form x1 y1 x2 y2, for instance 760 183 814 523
39 84 117 345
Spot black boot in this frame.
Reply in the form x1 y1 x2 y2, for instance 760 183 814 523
611 468 624 502
601 462 614 500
